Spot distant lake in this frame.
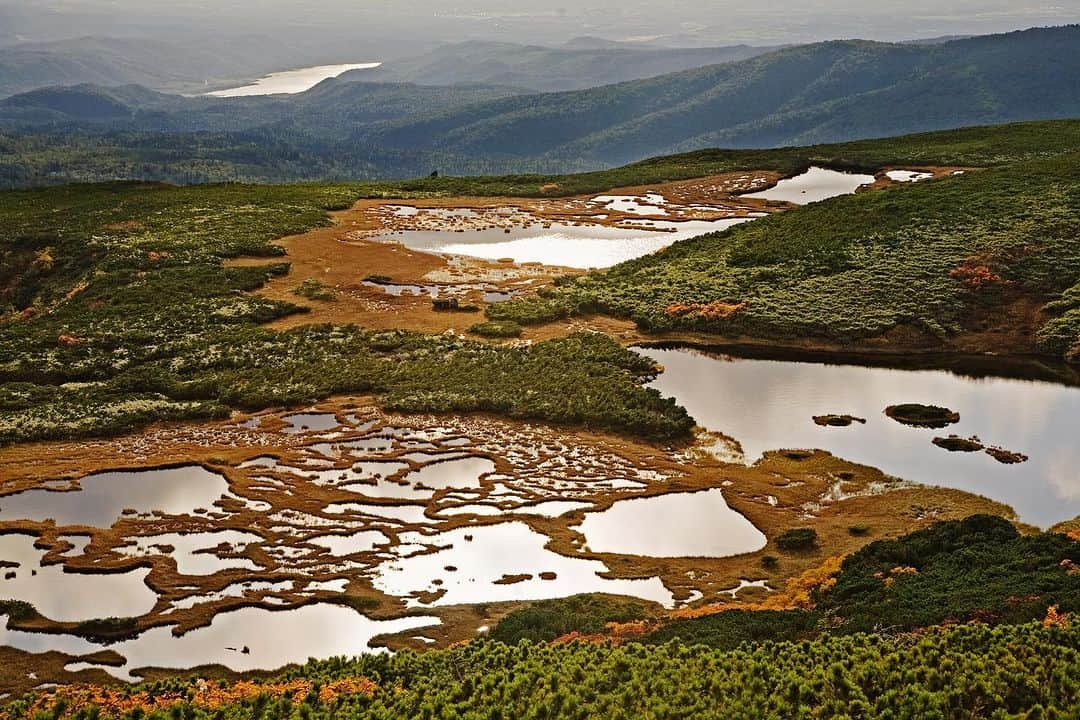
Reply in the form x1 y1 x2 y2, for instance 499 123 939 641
206 62 382 97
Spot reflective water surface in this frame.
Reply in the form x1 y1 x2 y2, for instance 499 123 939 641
578 489 767 558
637 347 1080 526
206 63 382 97
389 218 751 268
743 167 875 204
0 466 231 528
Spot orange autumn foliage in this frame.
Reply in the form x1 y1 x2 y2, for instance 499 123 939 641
950 258 1006 290
15 676 378 720
1042 604 1070 628
875 565 919 587
669 555 845 621
551 620 653 646
665 300 747 320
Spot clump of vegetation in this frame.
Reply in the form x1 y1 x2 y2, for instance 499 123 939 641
820 515 1079 632
432 298 479 313
641 608 819 648
72 616 139 642
932 435 984 452
812 414 865 427
985 446 1029 465
0 599 36 621
469 320 523 338
847 524 872 536
292 278 337 301
490 594 655 644
776 528 819 551
885 404 960 428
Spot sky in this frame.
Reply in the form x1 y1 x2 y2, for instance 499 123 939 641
3 0 1079 52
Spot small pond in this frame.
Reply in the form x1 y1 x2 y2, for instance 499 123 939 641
373 522 674 607
0 535 157 622
387 218 751 268
637 347 1080 527
1 605 437 680
577 489 766 558
743 167 875 204
0 466 231 528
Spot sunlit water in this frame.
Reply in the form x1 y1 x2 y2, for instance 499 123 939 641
743 166 875 204
373 522 675 607
0 466 231 528
390 218 751 268
577 489 766 558
206 62 382 97
382 168 879 267
0 535 156 622
0 606 437 680
637 347 1080 527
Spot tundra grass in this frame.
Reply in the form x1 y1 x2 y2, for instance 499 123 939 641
489 150 1080 361
0 182 691 444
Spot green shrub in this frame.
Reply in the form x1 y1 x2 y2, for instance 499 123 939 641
490 594 652 644
292 279 336 301
469 320 523 338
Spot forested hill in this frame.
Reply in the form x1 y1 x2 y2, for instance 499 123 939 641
1 25 1079 186
369 25 1080 167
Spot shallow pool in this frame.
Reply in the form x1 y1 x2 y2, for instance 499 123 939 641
743 167 875 204
577 489 766 558
637 346 1080 526
386 218 751 268
0 466 231 528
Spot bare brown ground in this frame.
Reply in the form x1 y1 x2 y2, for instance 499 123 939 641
226 171 783 339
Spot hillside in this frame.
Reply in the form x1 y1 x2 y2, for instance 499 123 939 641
3 120 1080 446
370 26 1080 167
489 122 1080 364
0 36 333 98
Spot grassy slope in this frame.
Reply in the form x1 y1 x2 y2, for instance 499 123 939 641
489 126 1080 362
492 516 1080 647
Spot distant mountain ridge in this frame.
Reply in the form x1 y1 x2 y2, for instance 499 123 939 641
361 40 778 92
0 34 779 99
364 26 1080 167
1 25 1079 185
